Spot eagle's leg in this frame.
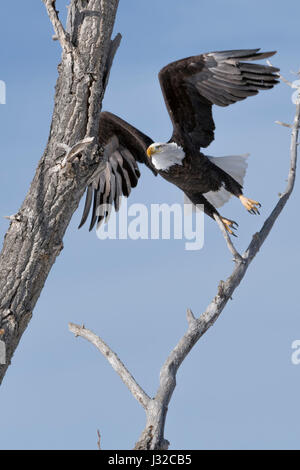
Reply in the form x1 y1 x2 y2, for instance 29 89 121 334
220 217 239 237
239 195 261 215
185 192 239 236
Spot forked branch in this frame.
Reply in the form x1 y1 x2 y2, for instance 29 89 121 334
43 0 74 53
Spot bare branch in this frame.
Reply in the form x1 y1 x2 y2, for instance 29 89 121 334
267 59 295 87
103 33 122 90
68 323 151 410
275 121 293 128
3 214 22 222
213 214 244 263
43 0 73 53
57 136 95 166
97 429 101 450
186 308 196 326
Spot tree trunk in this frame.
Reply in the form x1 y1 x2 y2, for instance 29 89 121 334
0 0 120 385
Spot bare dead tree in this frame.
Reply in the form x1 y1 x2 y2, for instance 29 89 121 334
69 76 300 449
0 0 121 385
0 0 298 452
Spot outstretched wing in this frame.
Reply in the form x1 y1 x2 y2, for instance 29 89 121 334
78 111 156 231
159 49 279 149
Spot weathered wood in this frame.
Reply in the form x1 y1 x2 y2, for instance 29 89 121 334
69 323 151 409
0 0 120 385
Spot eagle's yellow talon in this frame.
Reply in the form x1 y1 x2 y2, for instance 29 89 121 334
221 217 238 237
239 195 261 214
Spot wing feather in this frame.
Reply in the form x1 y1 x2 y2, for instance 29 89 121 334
78 185 93 229
89 186 102 231
159 49 279 148
119 147 140 187
78 112 156 230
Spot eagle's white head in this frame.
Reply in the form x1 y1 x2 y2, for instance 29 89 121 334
146 142 185 171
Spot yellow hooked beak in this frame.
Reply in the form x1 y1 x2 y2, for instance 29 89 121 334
147 145 155 158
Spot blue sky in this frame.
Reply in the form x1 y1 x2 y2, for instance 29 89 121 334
0 0 300 450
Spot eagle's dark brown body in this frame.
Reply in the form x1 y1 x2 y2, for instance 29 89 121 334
78 49 279 231
158 145 244 218
162 149 242 193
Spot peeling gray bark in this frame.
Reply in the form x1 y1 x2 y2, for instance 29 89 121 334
0 0 120 385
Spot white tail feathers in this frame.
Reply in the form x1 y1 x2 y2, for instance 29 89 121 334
204 153 249 208
207 154 249 185
184 153 249 211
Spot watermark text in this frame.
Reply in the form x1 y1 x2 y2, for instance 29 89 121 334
0 80 6 104
96 199 205 251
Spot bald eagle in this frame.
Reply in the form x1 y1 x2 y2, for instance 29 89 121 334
78 49 279 235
